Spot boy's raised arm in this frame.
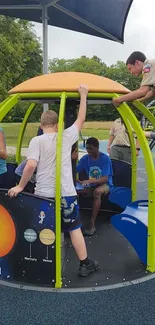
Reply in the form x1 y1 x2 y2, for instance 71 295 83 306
74 84 89 131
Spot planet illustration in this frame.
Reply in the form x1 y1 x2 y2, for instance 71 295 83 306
24 229 37 243
0 205 16 257
24 229 37 258
39 229 55 245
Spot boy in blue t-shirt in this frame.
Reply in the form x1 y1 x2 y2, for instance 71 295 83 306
76 137 113 235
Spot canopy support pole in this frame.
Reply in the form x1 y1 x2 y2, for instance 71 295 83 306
42 4 49 112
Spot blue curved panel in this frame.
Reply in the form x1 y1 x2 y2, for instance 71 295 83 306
111 200 148 264
109 187 132 210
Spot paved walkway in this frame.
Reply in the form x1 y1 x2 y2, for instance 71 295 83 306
7 146 85 158
7 146 28 156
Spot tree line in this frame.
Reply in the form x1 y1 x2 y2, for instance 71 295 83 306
0 16 141 122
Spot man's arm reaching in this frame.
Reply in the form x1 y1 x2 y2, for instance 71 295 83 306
139 89 155 102
107 135 114 154
112 85 150 107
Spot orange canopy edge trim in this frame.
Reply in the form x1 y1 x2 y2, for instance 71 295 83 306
9 72 130 95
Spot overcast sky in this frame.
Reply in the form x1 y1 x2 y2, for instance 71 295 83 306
33 0 155 66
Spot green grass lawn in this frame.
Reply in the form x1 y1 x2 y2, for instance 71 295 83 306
0 123 109 147
80 128 109 140
1 123 40 147
1 122 155 159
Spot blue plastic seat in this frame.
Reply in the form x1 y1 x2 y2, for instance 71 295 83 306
111 200 148 264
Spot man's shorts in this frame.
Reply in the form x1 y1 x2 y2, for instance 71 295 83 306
110 145 131 163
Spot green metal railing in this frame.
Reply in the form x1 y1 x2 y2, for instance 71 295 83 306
0 94 19 122
55 92 66 288
118 102 155 272
16 103 36 164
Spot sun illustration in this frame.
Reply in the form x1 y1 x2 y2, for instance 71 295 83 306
0 205 16 257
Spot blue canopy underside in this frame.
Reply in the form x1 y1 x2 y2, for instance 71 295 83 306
0 0 133 43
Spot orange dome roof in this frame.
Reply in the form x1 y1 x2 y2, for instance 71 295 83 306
9 72 130 95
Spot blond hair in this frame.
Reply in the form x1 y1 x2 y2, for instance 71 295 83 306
41 110 58 127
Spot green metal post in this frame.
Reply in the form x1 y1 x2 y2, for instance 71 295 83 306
133 101 155 129
0 94 19 122
55 92 66 288
118 103 155 272
16 103 36 164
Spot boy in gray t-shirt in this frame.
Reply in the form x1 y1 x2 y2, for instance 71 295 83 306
8 85 98 277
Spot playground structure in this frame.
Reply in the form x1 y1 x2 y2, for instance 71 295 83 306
140 100 155 151
0 71 155 289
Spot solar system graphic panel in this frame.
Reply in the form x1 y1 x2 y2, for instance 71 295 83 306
0 190 56 286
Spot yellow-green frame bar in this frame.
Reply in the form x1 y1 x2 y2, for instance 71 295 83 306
118 102 155 272
0 94 19 122
16 103 36 164
0 96 15 110
55 92 66 288
121 115 137 201
133 100 155 129
17 92 116 99
113 95 137 201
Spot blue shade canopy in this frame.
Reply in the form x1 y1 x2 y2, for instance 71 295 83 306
0 0 133 43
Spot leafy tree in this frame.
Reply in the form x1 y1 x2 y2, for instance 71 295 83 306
49 56 141 91
0 24 143 123
0 16 42 121
105 61 141 91
49 56 142 121
0 16 42 100
49 55 106 75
